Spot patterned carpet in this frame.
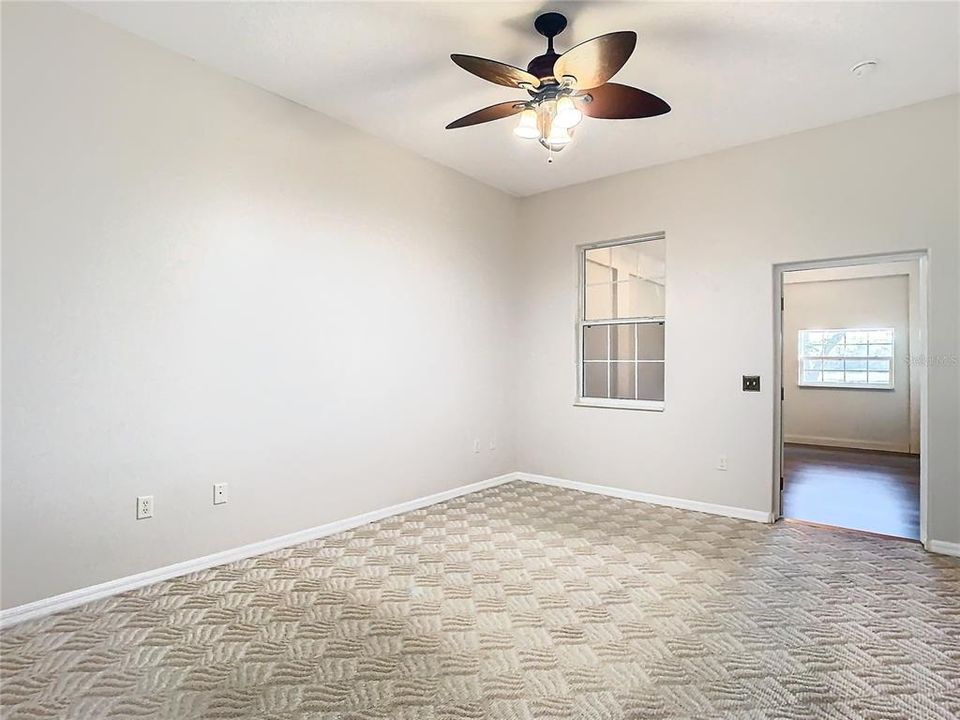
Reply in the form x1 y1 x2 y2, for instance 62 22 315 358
2 481 959 719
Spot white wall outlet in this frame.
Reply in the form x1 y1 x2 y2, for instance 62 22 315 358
136 495 154 520
488 440 496 451
213 482 228 505
473 439 481 454
717 456 728 471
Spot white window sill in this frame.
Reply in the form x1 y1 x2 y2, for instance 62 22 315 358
575 398 665 412
797 383 894 391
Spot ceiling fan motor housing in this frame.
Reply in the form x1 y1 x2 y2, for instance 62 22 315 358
527 52 560 84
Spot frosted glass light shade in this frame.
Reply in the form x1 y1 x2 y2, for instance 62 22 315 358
545 124 572 145
513 109 539 139
555 96 582 129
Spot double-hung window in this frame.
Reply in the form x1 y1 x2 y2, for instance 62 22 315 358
798 328 894 389
577 233 665 410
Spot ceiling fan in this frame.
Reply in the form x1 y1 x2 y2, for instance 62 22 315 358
446 12 670 161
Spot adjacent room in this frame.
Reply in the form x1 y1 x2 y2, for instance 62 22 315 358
780 261 923 540
2 2 959 719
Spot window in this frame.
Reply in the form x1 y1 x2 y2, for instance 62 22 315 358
577 233 665 410
798 328 894 389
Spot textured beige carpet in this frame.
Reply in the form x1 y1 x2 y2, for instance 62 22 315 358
2 481 959 719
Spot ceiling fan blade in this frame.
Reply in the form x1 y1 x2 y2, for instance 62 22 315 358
553 31 637 90
580 83 670 119
450 54 541 89
446 101 527 130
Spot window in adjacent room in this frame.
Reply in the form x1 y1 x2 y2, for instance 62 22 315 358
798 328 894 389
577 233 665 410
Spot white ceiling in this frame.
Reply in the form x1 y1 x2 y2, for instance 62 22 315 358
76 2 959 197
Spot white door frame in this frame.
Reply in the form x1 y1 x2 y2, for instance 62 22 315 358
772 250 929 546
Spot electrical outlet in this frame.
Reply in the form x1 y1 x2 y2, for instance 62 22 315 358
717 456 728 471
213 482 228 505
488 440 496 451
742 375 761 392
136 495 154 520
473 439 481 454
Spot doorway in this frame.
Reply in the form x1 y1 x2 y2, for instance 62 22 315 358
773 253 928 543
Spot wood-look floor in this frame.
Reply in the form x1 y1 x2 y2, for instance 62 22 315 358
782 443 920 540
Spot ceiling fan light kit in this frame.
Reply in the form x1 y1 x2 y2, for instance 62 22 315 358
446 11 670 162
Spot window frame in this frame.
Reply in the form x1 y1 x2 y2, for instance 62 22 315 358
797 327 895 390
575 232 666 411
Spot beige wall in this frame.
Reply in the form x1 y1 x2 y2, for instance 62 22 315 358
1 3 518 608
783 273 912 452
514 94 959 546
3 3 959 612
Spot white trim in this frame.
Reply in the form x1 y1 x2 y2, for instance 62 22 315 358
517 472 774 524
796 383 893 391
772 250 929 273
575 233 667 412
579 231 666 252
916 254 929 546
0 473 519 629
784 436 911 454
574 399 665 412
579 317 666 326
927 540 960 558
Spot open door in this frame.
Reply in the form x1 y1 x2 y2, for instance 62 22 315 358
774 254 927 542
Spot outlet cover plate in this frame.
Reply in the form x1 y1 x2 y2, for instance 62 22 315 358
137 495 154 520
742 375 761 392
213 483 228 505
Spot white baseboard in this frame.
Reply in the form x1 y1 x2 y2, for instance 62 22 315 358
928 540 960 558
0 472 519 629
784 435 911 454
5 469 949 629
516 472 775 524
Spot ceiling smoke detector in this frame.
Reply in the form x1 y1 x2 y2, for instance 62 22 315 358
851 60 878 78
